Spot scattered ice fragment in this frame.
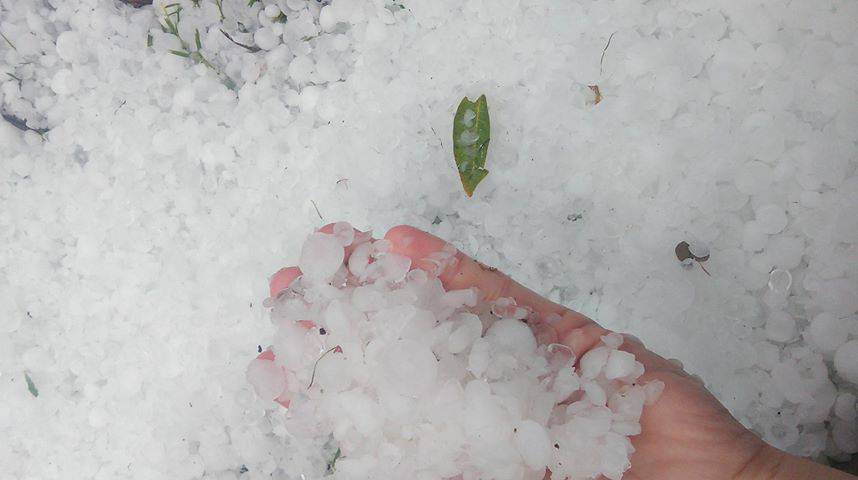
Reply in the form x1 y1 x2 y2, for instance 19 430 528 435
458 130 479 147
601 333 624 349
580 346 610 379
604 350 636 380
462 109 476 127
513 420 552 470
582 380 608 406
299 233 345 282
246 357 288 401
348 241 373 277
332 222 356 246
448 313 483 354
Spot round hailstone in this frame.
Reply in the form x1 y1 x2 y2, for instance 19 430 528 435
834 340 858 384
764 310 796 343
264 4 281 17
805 313 850 353
55 30 82 62
254 27 280 51
688 241 710 259
289 55 314 84
50 68 79 95
767 269 792 295
834 393 857 422
832 420 858 454
755 204 788 234
319 5 337 31
299 232 345 282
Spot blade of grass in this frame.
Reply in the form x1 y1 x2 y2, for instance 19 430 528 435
0 30 16 51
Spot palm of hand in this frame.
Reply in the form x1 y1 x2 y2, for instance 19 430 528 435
267 225 769 480
622 345 763 480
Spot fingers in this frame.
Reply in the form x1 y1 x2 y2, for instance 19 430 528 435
269 266 302 297
385 225 561 315
268 223 368 297
384 225 609 356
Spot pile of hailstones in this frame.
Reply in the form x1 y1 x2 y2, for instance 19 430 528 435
247 224 663 480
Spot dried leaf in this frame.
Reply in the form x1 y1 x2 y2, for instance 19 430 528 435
675 241 692 262
453 95 490 197
676 240 712 276
588 85 602 105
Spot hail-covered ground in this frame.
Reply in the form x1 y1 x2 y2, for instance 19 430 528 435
1 0 857 478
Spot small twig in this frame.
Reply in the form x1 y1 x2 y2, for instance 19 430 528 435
599 32 616 76
6 72 22 84
2 112 49 135
698 262 711 277
310 200 324 221
588 85 602 105
307 345 343 389
0 30 16 51
118 0 153 6
430 126 442 147
220 29 261 52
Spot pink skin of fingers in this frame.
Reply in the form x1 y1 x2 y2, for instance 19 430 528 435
384 225 609 357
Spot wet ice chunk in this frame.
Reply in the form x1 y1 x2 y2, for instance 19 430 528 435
299 233 345 282
513 420 552 471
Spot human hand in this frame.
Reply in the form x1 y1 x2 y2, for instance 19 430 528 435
263 224 855 480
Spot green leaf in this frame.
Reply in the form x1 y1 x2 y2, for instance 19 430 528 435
452 94 490 197
25 373 38 397
326 447 341 474
194 28 202 50
169 49 191 57
147 32 153 47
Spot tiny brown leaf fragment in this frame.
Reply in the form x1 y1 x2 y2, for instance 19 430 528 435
588 85 602 105
677 240 712 276
675 241 692 262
